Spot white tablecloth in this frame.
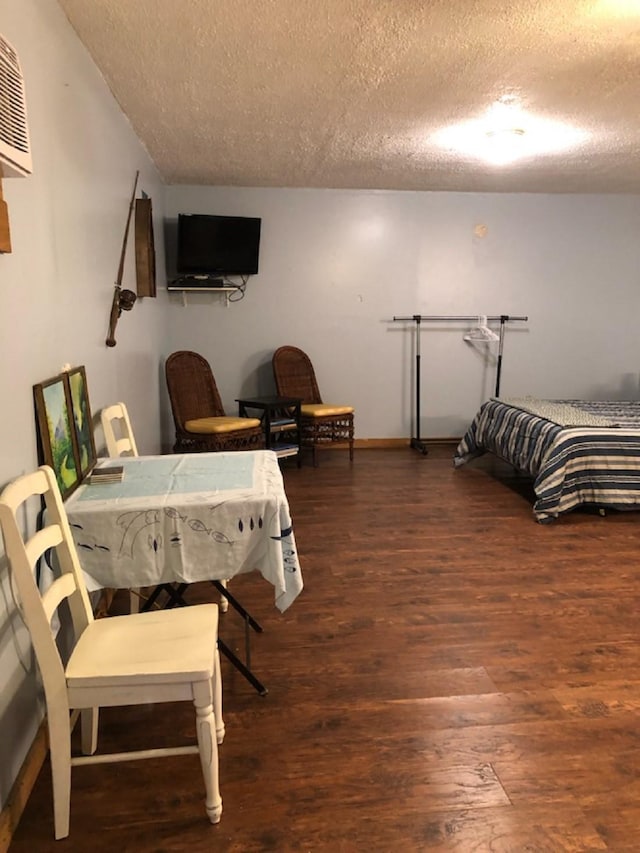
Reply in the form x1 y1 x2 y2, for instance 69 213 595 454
64 451 303 612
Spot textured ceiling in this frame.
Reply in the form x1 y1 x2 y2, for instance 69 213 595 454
58 0 640 193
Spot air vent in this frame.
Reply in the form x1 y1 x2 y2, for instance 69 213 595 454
0 34 31 177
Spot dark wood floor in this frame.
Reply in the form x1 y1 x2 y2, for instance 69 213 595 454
9 446 640 852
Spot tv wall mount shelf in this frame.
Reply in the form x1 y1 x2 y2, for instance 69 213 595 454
168 276 227 290
167 277 242 306
392 313 528 455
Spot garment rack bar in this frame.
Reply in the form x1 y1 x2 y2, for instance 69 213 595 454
391 314 528 453
392 315 528 322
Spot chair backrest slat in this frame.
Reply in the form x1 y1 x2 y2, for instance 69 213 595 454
0 465 94 714
101 402 138 457
24 524 63 568
41 573 77 624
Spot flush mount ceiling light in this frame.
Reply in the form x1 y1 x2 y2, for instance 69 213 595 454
432 97 588 166
591 0 640 18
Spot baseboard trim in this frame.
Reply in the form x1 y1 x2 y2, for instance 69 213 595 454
307 438 460 451
353 437 460 449
354 438 408 448
0 722 47 853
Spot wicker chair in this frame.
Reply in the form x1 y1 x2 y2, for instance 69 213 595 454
166 351 264 453
272 345 354 466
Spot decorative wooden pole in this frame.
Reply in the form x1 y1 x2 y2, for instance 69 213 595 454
106 171 139 347
0 177 12 254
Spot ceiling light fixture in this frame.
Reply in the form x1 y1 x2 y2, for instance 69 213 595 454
482 126 527 165
432 97 588 167
592 0 640 18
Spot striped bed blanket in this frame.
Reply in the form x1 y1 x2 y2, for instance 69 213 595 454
454 398 640 522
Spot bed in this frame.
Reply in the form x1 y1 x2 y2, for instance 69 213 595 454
454 398 640 522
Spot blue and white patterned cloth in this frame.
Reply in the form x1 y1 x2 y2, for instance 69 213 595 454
454 398 640 522
64 451 303 611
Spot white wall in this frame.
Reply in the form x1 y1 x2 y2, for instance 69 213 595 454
163 187 640 441
0 0 166 809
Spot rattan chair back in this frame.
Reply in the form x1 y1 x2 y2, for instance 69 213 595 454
166 350 226 426
165 350 264 453
272 346 322 403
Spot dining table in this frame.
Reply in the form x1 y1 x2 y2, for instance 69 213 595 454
63 450 303 693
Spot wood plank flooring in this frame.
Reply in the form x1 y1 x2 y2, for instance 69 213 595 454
9 446 640 852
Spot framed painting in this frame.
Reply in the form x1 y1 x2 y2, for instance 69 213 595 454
34 373 81 500
67 365 97 479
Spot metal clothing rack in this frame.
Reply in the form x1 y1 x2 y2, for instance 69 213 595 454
392 314 528 455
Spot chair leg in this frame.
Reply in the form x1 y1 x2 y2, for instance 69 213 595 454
193 680 222 824
80 707 99 755
48 703 72 840
129 588 141 613
218 579 229 613
213 647 225 745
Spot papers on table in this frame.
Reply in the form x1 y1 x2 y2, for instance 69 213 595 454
88 465 124 484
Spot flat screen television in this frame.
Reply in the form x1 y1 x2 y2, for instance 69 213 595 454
176 213 261 276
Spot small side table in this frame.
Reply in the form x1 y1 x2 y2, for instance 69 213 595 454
236 396 302 466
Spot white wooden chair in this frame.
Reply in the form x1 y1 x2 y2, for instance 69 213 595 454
0 465 224 840
99 402 140 612
99 400 230 615
100 401 138 457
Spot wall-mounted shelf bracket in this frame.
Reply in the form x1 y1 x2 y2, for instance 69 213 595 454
168 287 239 307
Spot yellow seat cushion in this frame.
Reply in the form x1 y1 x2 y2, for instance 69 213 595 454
185 416 261 434
301 404 354 418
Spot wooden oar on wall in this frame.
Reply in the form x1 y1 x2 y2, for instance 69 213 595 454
0 177 12 253
106 170 139 347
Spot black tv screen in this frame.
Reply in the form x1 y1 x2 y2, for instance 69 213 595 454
176 213 261 276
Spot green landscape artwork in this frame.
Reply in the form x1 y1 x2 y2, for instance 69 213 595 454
39 377 79 497
68 367 96 476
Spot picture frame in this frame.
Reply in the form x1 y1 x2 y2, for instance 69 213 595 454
66 365 97 480
33 373 81 500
